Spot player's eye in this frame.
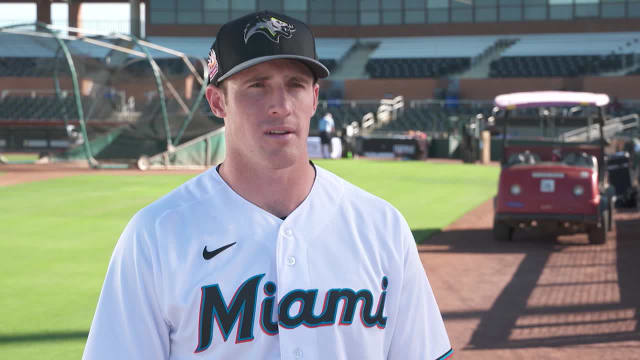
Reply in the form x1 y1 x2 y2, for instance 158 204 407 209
289 80 307 88
248 82 264 88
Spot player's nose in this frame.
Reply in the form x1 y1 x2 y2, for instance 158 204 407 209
267 83 293 118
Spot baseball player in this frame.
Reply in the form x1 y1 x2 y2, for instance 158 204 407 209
83 10 451 360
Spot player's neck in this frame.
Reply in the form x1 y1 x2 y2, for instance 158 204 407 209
218 158 315 219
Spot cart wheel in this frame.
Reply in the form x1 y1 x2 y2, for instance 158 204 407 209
588 209 608 245
493 220 513 242
137 155 150 171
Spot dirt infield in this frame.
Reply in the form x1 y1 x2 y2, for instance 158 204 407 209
0 163 202 187
3 163 639 358
423 200 640 359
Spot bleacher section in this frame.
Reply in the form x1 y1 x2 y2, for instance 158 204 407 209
0 56 202 78
376 108 446 132
365 36 501 78
310 102 379 132
89 98 222 160
310 102 495 134
0 95 115 120
377 104 493 133
118 58 193 77
490 54 632 77
366 58 470 78
490 32 640 77
0 57 75 77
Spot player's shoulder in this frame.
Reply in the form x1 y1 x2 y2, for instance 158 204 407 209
131 166 224 225
315 164 404 219
313 165 414 249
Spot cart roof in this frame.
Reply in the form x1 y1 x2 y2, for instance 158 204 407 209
494 91 610 110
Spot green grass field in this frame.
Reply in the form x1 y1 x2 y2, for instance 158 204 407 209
1 153 39 163
0 160 498 359
316 159 498 241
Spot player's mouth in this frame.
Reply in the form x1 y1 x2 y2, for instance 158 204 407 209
265 127 295 138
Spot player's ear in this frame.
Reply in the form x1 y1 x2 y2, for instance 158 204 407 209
312 83 319 114
206 85 227 118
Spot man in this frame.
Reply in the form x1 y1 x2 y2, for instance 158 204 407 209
83 11 451 360
318 112 335 158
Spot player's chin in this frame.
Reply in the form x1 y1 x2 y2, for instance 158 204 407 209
264 147 306 170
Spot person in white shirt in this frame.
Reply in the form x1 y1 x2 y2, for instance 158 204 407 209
318 112 335 158
83 10 452 360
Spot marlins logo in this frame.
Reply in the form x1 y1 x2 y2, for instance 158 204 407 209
244 15 295 44
207 48 218 81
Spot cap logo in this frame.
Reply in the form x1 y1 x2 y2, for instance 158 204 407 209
207 48 218 81
244 15 295 44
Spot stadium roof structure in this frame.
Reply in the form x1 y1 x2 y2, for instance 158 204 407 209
144 36 213 58
146 36 356 63
500 32 640 57
367 35 501 59
494 91 610 110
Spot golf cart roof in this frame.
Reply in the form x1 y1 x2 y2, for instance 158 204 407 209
494 91 610 110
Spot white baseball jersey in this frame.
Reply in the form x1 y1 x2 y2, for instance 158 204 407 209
83 164 452 360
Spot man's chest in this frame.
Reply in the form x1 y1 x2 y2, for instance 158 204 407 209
160 229 396 358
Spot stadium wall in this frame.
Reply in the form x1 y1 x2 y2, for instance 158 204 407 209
343 76 640 100
5 76 639 105
341 79 439 100
583 76 640 100
0 76 197 104
4 75 640 103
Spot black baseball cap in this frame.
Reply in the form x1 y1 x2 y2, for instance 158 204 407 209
207 11 330 86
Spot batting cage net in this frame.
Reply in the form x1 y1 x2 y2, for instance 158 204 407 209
0 23 224 169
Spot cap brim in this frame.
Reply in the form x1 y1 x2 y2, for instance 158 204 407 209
216 55 330 84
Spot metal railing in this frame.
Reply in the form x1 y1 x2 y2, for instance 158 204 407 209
562 113 640 142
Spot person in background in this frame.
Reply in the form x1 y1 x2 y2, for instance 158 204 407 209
318 112 335 158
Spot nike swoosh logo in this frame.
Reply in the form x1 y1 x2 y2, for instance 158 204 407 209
203 242 236 260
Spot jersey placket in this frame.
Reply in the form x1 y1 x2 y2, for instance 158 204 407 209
275 223 319 360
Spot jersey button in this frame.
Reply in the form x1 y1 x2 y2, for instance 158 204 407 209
283 228 293 237
286 256 296 266
293 348 303 359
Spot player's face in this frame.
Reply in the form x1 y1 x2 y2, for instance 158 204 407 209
207 59 319 170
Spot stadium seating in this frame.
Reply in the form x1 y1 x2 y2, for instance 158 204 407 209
489 54 631 77
490 32 640 77
0 95 119 121
366 57 470 78
308 102 495 134
310 103 379 132
499 32 640 57
365 35 501 78
0 57 64 77
376 105 492 133
0 96 75 120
